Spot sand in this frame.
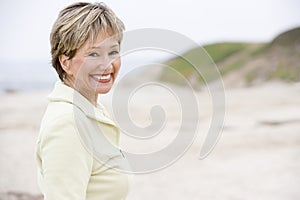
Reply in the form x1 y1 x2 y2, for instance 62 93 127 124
0 81 299 200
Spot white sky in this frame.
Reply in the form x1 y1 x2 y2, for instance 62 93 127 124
0 0 299 61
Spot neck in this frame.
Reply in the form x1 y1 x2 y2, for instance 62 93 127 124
63 78 98 106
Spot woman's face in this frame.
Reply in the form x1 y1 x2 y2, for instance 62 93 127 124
63 31 121 101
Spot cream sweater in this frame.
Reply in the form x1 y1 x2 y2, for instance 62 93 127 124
35 82 128 200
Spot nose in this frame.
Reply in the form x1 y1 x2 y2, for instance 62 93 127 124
98 55 113 72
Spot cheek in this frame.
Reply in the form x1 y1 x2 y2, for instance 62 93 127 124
113 58 121 74
69 59 85 75
70 59 93 77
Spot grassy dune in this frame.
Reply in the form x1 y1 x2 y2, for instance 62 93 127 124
159 27 300 86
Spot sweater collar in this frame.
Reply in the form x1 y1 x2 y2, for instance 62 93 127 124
47 81 117 127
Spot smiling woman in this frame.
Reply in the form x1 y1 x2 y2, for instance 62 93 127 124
60 31 122 104
35 2 128 200
50 1 124 104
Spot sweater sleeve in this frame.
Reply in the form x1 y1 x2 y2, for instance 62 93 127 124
39 115 93 200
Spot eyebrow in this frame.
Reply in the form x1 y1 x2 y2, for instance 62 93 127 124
89 44 119 50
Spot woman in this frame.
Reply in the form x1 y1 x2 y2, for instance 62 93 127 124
35 2 128 199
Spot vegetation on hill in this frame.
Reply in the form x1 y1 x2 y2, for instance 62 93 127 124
159 27 300 86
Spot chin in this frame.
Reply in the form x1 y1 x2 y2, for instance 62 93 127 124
90 76 115 94
94 84 113 94
96 88 111 94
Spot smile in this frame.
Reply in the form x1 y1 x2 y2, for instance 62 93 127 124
90 73 112 83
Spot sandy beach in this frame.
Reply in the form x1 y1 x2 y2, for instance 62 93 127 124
0 81 299 200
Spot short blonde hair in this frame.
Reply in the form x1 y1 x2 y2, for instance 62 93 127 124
50 2 125 81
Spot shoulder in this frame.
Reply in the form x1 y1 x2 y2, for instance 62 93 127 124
40 102 76 137
40 100 89 133
39 113 78 147
38 101 93 156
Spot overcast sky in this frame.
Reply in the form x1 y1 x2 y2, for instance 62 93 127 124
0 0 299 61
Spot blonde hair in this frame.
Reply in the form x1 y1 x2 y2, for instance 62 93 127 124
50 2 125 81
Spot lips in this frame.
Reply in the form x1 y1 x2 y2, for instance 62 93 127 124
90 73 112 83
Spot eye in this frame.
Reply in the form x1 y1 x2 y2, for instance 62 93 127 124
88 52 99 57
109 50 119 56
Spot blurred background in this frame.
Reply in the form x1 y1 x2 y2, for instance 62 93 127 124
1 0 300 92
0 0 300 199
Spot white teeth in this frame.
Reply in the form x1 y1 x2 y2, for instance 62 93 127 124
92 74 111 81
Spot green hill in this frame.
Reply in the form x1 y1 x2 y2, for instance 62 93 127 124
159 27 300 86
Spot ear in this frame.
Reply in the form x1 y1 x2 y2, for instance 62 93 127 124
59 54 72 74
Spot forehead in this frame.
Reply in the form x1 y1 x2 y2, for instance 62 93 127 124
84 31 119 50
